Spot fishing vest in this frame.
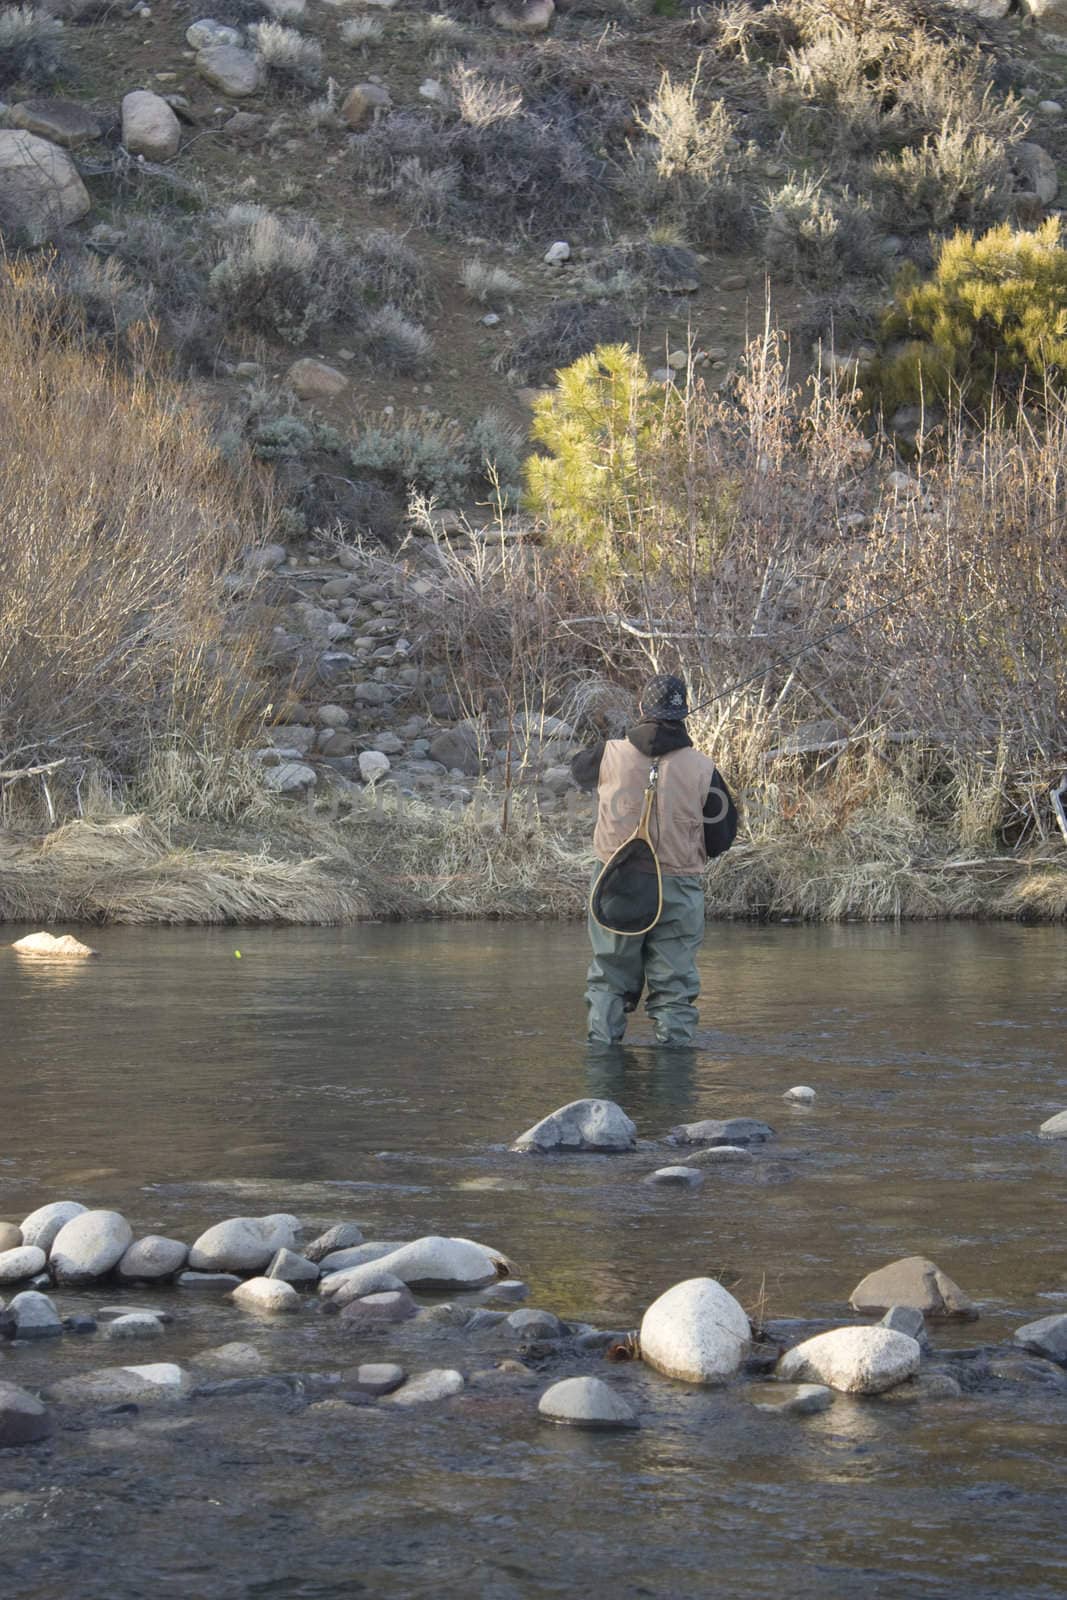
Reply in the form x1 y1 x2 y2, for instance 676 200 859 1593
593 740 717 876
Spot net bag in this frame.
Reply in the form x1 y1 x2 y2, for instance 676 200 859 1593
589 763 663 937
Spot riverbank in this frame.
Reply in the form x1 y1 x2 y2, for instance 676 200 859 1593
2 799 1065 926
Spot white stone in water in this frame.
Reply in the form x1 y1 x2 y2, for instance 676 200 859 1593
317 1240 402 1274
46 1363 189 1404
188 1216 296 1273
51 1210 134 1284
11 931 96 958
783 1085 816 1104
776 1327 921 1394
370 1236 500 1291
118 1236 189 1280
645 1167 704 1187
683 1145 754 1166
351 1362 406 1395
304 1223 365 1263
231 1277 301 1315
1039 1110 1067 1138
512 1098 637 1153
194 1342 267 1373
538 1376 638 1429
0 1246 47 1284
320 1261 408 1303
639 1278 751 1384
384 1369 464 1406
19 1200 87 1255
104 1313 166 1340
666 1117 773 1147
10 1290 62 1339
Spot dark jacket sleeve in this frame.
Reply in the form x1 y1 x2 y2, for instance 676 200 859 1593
703 768 738 858
570 739 606 793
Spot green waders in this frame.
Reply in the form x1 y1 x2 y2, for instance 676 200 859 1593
585 871 705 1046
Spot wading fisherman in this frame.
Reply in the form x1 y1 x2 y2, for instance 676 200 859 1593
571 674 737 1048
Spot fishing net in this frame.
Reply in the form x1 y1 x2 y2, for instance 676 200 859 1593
590 836 662 936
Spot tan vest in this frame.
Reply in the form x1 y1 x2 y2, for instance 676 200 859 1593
593 740 717 876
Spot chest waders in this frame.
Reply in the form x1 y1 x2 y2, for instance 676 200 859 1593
589 759 664 936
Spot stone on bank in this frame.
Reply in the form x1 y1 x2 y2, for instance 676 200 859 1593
639 1278 751 1384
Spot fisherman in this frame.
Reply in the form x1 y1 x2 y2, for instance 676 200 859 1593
571 674 737 1048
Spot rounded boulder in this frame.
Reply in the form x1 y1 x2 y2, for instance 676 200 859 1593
777 1326 921 1395
188 1216 296 1273
50 1210 133 1284
639 1277 751 1384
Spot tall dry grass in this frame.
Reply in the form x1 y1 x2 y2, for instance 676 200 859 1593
0 257 275 822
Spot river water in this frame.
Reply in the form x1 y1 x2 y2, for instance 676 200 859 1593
1 923 1066 1599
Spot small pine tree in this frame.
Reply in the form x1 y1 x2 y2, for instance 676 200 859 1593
869 218 1067 416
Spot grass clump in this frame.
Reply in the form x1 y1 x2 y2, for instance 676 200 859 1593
355 229 433 315
460 259 521 304
500 300 627 385
0 5 64 88
361 303 433 374
867 219 1067 416
249 20 323 90
625 68 752 249
340 15 384 46
209 207 358 343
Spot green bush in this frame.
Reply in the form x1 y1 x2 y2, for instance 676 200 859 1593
867 219 1067 416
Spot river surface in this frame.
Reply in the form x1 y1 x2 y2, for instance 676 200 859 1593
1 922 1066 1600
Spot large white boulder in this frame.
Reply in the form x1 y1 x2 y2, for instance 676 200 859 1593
850 1256 976 1320
231 1277 300 1314
50 1210 133 1284
512 1098 637 1153
188 1216 296 1272
121 90 182 161
639 1278 751 1384
9 1290 62 1340
777 1326 921 1394
20 1200 86 1255
538 1376 638 1429
0 1246 47 1284
370 1236 501 1291
1039 1109 1067 1138
118 1236 189 1280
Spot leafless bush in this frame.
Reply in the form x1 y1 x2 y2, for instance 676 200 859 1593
209 207 358 342
624 69 754 248
872 120 1016 233
340 16 384 46
355 228 433 314
499 299 627 384
361 302 433 374
0 5 64 88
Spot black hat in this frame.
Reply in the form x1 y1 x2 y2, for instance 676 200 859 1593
640 673 689 722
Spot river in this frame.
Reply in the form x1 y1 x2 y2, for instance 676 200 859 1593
2 923 1066 1598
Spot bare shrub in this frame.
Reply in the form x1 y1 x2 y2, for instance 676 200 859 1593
450 62 523 128
340 15 383 46
460 258 521 303
761 175 880 284
0 5 64 88
499 299 627 385
361 302 433 374
249 20 323 90
355 228 433 314
0 258 272 797
625 68 753 248
586 236 703 293
40 252 155 349
872 120 1015 233
209 207 358 342
263 0 305 21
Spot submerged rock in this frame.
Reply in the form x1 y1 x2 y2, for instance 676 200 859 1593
1014 1313 1067 1364
188 1216 296 1273
0 1381 53 1446
231 1277 300 1315
104 1313 166 1340
384 1369 464 1406
639 1278 751 1384
0 1246 47 1284
777 1327 921 1394
783 1086 816 1104
682 1145 754 1166
881 1305 930 1349
850 1257 977 1320
178 1271 242 1291
752 1382 834 1416
512 1098 637 1153
304 1223 364 1263
20 1200 87 1255
348 1362 406 1396
665 1118 774 1148
193 1343 267 1373
507 1309 563 1339
337 1289 416 1330
51 1210 134 1284
9 1290 62 1341
646 1166 704 1187
47 1363 190 1404
118 1236 189 1281
538 1376 638 1429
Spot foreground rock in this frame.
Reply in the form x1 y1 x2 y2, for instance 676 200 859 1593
1039 1110 1067 1138
1014 1314 1067 1363
0 1381 53 1446
231 1277 300 1315
0 1246 47 1284
121 90 182 160
640 1278 751 1384
188 1216 296 1273
318 1241 400 1274
118 1236 189 1280
46 1363 190 1405
9 99 102 149
51 1210 134 1284
512 1099 637 1153
20 1200 86 1255
850 1257 977 1320
8 1290 62 1340
538 1376 638 1429
384 1369 464 1406
666 1118 774 1147
777 1327 921 1394
10 929 96 957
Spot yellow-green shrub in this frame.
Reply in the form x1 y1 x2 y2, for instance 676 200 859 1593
868 219 1067 416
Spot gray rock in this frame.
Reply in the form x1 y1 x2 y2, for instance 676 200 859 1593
97 1305 173 1323
358 749 390 784
646 1166 704 1187
304 1224 369 1264
349 1362 406 1395
121 90 181 160
262 760 317 794
384 1369 464 1406
370 1236 503 1291
1039 1109 1067 1138
266 1247 319 1284
512 1098 637 1153
507 1308 564 1339
51 1210 134 1284
683 1145 754 1166
1014 141 1059 204
19 1200 86 1256
881 1305 930 1350
186 18 241 47
231 1277 300 1315
0 1381 52 1446
538 1376 638 1429
752 1382 834 1416
193 1342 266 1373
0 1246 47 1284
0 1222 21 1252
429 727 481 776
850 1257 977 1320
988 1355 1067 1392
178 1271 242 1291
10 1290 62 1340
46 1363 190 1405
640 1278 751 1384
104 1313 166 1340
318 1241 405 1275
9 97 102 149
188 1216 296 1273
196 44 261 97
321 1260 408 1303
118 1236 189 1281
666 1118 774 1147
1014 1313 1067 1363
777 1327 921 1395
0 130 92 245
337 1290 417 1330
